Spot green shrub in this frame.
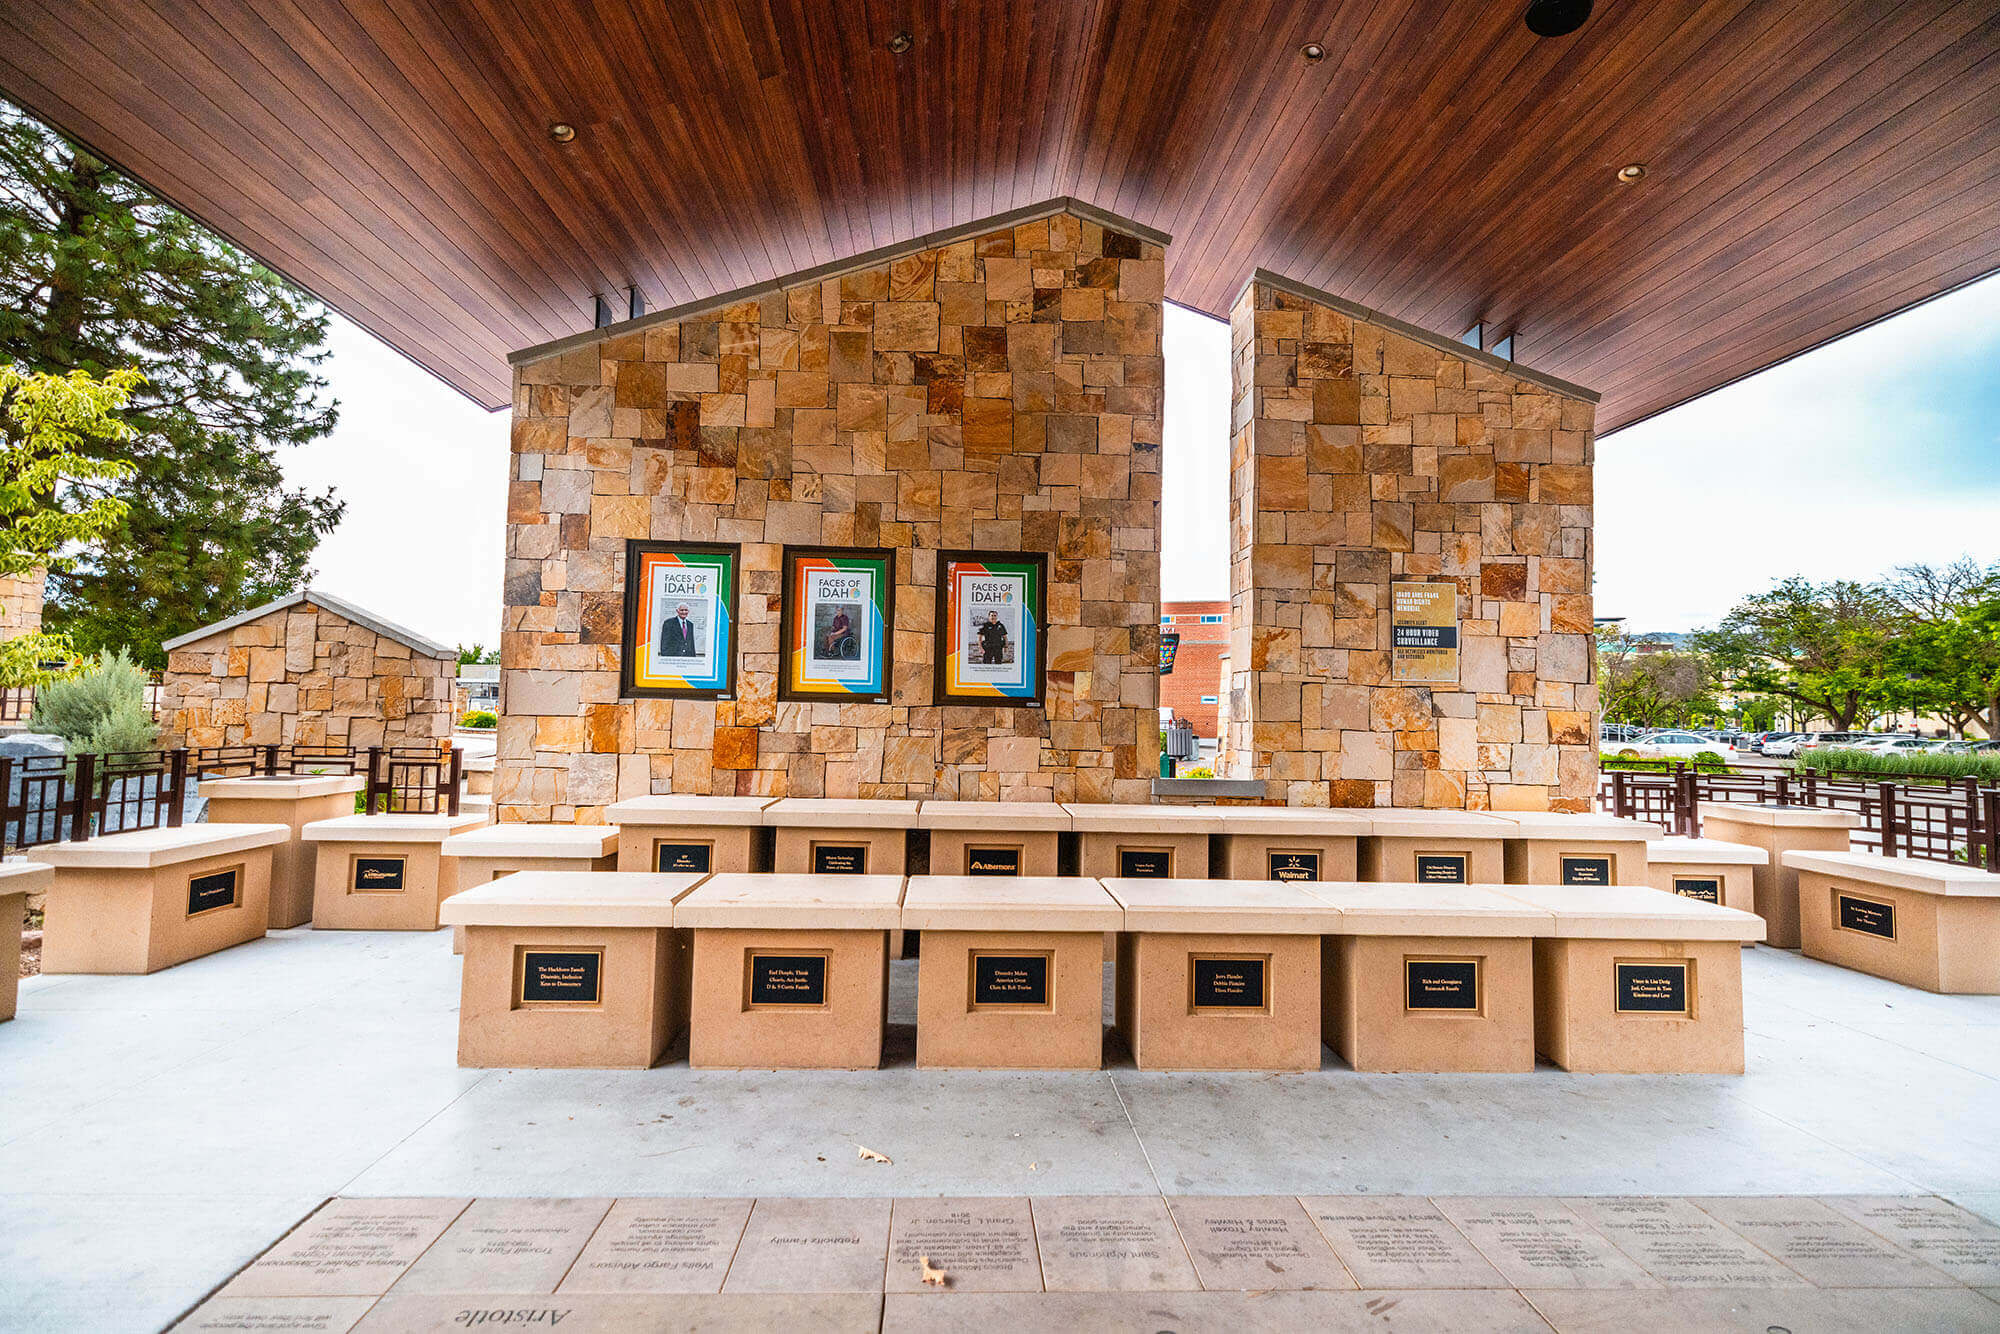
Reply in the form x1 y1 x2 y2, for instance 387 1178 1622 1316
28 649 158 754
459 710 497 729
1797 747 2000 784
1599 753 1730 773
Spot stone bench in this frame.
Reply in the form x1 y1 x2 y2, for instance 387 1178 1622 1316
918 801 1071 878
675 872 907 1069
1211 808 1371 883
0 861 53 1018
1103 876 1338 1071
1645 836 1765 920
439 823 621 953
764 798 920 876
901 875 1121 1069
1697 802 1860 948
1066 803 1227 880
301 812 489 931
200 774 366 928
37 824 289 974
1784 850 2000 994
1306 882 1553 1073
604 794 776 874
462 752 495 796
1499 884 1766 1073
438 872 707 1067
1359 809 1513 884
1489 811 1660 887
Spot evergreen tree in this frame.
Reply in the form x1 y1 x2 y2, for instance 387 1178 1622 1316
0 101 343 667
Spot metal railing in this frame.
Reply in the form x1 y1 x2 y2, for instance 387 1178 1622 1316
191 742 461 816
0 748 189 851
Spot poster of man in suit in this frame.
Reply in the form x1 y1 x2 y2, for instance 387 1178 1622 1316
648 565 715 678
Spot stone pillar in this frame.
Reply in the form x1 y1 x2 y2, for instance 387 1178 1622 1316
1223 272 1600 811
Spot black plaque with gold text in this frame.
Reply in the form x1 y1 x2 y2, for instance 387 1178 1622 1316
1119 848 1173 878
966 847 1021 876
1405 958 1480 1011
1415 853 1468 884
971 953 1049 1006
812 844 868 875
1838 893 1897 940
186 867 239 917
1615 961 1689 1014
1673 877 1721 904
654 841 713 874
520 950 602 1004
749 953 828 1005
1561 856 1612 886
353 856 406 892
1268 851 1321 882
1190 955 1266 1009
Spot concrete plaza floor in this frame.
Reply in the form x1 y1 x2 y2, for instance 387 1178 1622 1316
3 927 1999 1330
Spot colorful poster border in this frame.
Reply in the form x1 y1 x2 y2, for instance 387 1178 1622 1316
933 549 1048 709
618 540 740 700
778 546 895 702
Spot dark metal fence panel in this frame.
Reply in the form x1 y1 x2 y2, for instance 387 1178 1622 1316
0 748 189 851
363 745 461 815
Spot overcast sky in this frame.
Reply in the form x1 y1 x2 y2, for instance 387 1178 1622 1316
287 272 2000 649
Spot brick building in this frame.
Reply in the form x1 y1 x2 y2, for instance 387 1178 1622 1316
1159 601 1228 740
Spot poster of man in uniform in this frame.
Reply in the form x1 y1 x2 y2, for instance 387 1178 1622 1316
1391 580 1460 684
619 541 738 699
935 551 1046 706
781 547 894 701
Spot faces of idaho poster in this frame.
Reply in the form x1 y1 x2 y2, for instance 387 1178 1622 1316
936 550 1046 706
779 547 894 701
619 541 738 699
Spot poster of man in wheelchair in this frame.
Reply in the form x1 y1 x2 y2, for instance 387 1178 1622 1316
812 601 863 662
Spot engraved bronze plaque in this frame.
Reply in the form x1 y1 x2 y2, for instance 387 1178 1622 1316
519 950 602 1005
1615 961 1689 1014
748 953 828 1006
971 953 1049 1007
1561 855 1612 886
1405 958 1480 1011
1118 848 1173 878
1838 893 1897 940
811 844 868 875
966 846 1021 876
1267 851 1321 882
186 867 239 917
1190 955 1266 1010
654 841 713 873
1672 877 1721 904
353 856 406 892
1415 853 1467 884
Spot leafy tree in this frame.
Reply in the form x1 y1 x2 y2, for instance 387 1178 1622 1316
1694 577 1897 731
0 102 343 668
1880 560 2000 738
1596 627 1720 729
457 643 500 666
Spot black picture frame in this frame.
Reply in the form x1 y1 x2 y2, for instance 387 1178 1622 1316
932 549 1050 709
618 540 741 701
777 546 896 703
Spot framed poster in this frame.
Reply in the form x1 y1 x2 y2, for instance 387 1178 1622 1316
934 550 1047 707
1391 580 1459 684
779 547 894 701
620 541 739 699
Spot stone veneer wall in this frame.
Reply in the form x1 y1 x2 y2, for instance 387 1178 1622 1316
0 568 45 640
161 601 454 748
501 207 1165 822
1223 276 1599 811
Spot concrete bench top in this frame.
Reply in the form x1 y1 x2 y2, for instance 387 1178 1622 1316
603 794 778 827
1781 849 2000 896
917 800 1072 831
1495 884 1767 942
1303 882 1556 937
673 872 907 930
1697 801 1863 829
1361 808 1514 838
0 860 53 897
1061 803 1239 835
761 798 922 829
462 754 495 773
1198 807 1374 837
1102 877 1343 934
1482 812 1663 841
301 812 490 843
900 875 1121 932
438 871 704 928
440 824 619 859
1649 836 1768 866
197 774 366 800
35 822 290 869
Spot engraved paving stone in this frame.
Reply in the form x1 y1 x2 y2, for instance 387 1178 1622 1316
1432 1198 1658 1290
1030 1195 1199 1292
174 1296 378 1333
885 1197 1043 1293
1166 1196 1355 1290
390 1197 612 1294
353 1292 885 1333
1299 1196 1506 1289
1690 1196 1958 1287
559 1197 754 1294
1823 1196 2000 1286
1562 1197 1805 1288
721 1197 892 1293
220 1198 470 1297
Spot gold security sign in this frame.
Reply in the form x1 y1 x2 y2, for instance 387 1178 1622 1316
1391 581 1459 683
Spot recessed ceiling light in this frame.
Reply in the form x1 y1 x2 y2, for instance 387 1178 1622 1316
1301 42 1326 62
887 31 913 54
548 122 576 144
1617 162 1647 182
1524 0 1592 37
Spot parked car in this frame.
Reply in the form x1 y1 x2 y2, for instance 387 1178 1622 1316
1793 731 1874 754
1607 730 1737 761
1851 736 1948 756
1760 733 1812 757
1599 723 1644 744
